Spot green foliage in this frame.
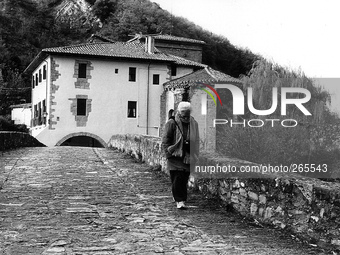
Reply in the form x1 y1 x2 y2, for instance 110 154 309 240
217 124 340 177
0 0 97 114
0 0 338 175
97 0 258 76
217 59 340 178
92 0 118 22
0 0 258 116
98 0 172 40
0 116 29 132
217 125 310 165
85 0 97 5
45 0 64 7
239 59 332 123
0 69 30 115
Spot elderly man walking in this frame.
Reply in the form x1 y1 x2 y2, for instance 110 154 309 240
162 102 199 209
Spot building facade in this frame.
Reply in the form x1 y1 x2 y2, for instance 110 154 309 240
25 35 206 147
129 34 205 63
163 67 243 151
10 103 32 127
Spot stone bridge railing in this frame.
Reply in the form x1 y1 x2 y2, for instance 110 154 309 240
108 134 340 249
0 131 45 151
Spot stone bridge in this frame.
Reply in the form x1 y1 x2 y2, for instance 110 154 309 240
0 132 339 254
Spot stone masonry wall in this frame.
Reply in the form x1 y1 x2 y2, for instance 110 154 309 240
155 43 203 63
108 134 167 172
108 134 340 249
0 131 45 151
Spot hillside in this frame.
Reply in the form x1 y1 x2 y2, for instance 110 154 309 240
94 0 259 78
0 0 258 115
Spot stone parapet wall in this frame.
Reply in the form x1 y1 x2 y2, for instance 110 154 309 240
108 134 167 171
192 164 340 247
108 134 340 248
0 131 45 151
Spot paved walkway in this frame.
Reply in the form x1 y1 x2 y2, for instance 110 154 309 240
0 147 328 255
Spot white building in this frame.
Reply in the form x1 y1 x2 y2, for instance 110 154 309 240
10 103 32 127
25 34 206 147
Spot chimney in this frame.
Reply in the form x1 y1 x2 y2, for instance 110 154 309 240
145 35 155 54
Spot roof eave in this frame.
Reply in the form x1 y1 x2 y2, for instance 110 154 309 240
174 63 206 68
24 50 179 74
23 51 49 74
164 79 243 90
45 52 177 64
156 38 206 45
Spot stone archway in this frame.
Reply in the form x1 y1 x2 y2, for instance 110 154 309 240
56 132 107 148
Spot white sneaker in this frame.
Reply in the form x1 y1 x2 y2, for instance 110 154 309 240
176 201 186 210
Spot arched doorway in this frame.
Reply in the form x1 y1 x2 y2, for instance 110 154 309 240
56 132 107 148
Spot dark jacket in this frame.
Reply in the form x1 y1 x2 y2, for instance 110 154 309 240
162 114 199 171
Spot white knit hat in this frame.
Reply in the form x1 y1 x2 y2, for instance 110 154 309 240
177 101 191 112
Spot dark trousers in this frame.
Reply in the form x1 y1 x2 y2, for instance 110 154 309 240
170 170 190 202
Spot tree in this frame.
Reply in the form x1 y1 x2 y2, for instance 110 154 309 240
92 0 118 23
217 59 339 173
240 59 331 124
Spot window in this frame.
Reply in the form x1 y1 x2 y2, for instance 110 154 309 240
127 101 137 118
78 63 87 78
201 94 207 115
32 75 35 88
153 74 160 85
171 65 177 76
33 104 38 126
39 69 42 82
43 100 46 113
129 67 136 82
35 74 38 86
115 68 119 74
38 102 42 125
43 65 46 80
74 61 92 89
42 100 46 124
34 105 38 117
77 98 87 116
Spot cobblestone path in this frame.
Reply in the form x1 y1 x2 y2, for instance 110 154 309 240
0 147 328 255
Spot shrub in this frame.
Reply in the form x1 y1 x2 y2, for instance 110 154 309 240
216 59 340 179
0 116 29 133
217 124 340 178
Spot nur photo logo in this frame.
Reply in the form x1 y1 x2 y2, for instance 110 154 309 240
195 82 312 128
195 82 223 106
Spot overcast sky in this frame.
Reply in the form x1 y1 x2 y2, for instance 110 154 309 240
152 0 340 114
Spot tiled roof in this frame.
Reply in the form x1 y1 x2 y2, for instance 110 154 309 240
42 42 174 61
128 34 206 45
25 41 205 73
168 54 206 68
10 103 32 109
164 67 242 90
153 34 206 44
88 34 115 43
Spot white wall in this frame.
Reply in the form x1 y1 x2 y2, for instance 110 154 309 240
164 66 195 117
11 107 31 127
32 56 196 146
31 57 51 137
173 66 195 79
